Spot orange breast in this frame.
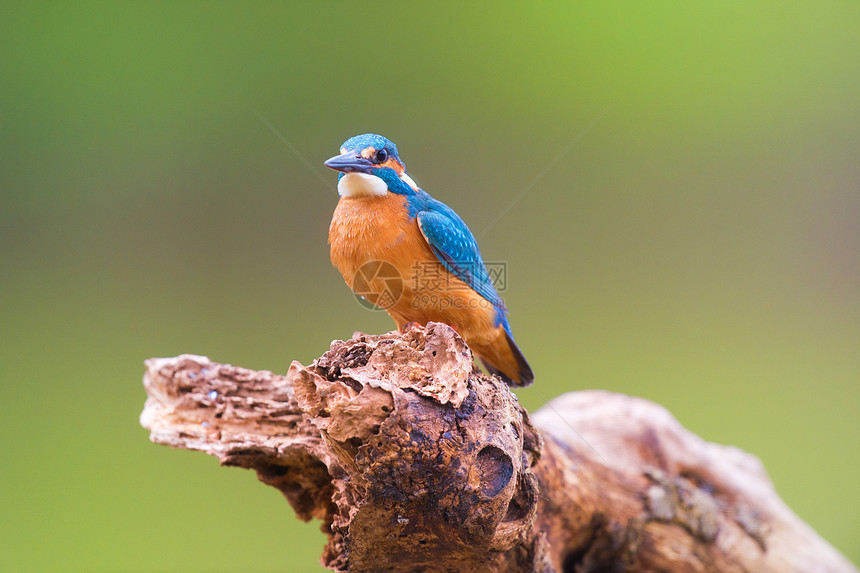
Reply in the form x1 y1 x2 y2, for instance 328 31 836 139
328 192 428 287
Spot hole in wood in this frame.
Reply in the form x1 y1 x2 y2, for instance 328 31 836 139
476 445 513 498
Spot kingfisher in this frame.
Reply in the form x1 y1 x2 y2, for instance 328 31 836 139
324 134 533 386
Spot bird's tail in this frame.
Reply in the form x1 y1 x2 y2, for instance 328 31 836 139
479 328 534 387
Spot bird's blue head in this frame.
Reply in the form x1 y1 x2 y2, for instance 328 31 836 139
324 133 419 198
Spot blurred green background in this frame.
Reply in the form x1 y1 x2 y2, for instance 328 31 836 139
2 2 858 571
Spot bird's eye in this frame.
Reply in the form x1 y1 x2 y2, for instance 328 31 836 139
375 149 389 163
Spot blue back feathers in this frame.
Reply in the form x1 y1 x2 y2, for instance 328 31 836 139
414 198 509 331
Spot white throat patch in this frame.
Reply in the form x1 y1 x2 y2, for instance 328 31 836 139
337 172 389 198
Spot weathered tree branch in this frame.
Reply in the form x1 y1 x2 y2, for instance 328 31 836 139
140 323 856 572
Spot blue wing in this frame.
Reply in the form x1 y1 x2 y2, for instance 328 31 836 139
415 202 508 326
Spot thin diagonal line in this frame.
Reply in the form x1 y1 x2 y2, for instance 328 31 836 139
477 112 604 239
254 110 331 188
526 385 606 463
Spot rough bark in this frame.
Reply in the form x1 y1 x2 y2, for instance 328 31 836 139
140 322 856 573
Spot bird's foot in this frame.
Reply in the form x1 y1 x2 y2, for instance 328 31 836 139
400 321 422 332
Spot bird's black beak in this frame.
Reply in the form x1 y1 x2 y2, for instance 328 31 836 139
324 152 373 174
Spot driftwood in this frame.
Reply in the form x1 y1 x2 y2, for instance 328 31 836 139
140 323 856 572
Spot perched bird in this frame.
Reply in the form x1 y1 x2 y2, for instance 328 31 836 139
324 134 533 386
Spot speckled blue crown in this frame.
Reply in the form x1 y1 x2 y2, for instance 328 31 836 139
341 133 400 160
